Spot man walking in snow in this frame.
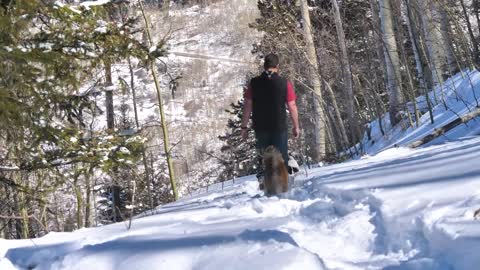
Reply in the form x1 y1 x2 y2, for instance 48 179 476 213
241 53 300 188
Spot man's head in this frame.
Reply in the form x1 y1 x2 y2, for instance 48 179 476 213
264 53 279 70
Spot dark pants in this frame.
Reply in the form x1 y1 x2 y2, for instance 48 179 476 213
255 129 288 178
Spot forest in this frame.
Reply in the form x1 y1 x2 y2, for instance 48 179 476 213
1 0 479 240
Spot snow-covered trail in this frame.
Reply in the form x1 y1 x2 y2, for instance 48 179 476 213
1 137 480 270
300 136 480 269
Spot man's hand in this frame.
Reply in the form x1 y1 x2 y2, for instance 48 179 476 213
241 128 248 140
292 126 300 139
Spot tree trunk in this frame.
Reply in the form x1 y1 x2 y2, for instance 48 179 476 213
127 176 137 230
438 3 456 74
369 0 388 91
474 0 480 40
105 59 115 130
139 0 178 200
392 1 419 126
363 5 386 135
73 178 83 229
299 0 326 161
324 80 350 151
460 0 480 64
20 192 29 239
128 57 154 209
84 169 91 228
420 0 447 87
324 110 338 154
163 0 170 16
112 185 121 222
405 0 434 124
331 0 359 143
379 0 404 125
0 219 4 239
13 189 22 238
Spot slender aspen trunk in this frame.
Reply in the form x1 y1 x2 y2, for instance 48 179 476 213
438 3 456 74
84 169 91 228
163 0 170 16
392 2 419 126
324 111 338 154
331 0 358 142
406 0 434 124
299 0 326 161
365 3 386 135
324 80 350 151
139 0 178 200
105 59 115 130
128 175 137 230
0 218 4 239
460 0 480 64
474 1 480 39
369 0 388 89
73 178 83 229
420 0 446 87
127 57 154 209
20 192 29 239
379 0 404 125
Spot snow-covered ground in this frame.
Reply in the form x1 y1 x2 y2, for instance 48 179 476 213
1 135 479 270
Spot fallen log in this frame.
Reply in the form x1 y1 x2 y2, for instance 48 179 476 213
408 106 480 148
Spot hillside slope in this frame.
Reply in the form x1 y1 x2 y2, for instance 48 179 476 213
85 0 261 194
361 70 480 155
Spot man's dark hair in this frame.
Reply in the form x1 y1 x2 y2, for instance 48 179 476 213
264 53 279 69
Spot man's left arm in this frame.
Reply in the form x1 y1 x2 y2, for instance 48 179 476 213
287 100 300 138
286 81 300 138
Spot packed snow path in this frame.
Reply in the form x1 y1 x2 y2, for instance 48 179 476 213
1 137 479 270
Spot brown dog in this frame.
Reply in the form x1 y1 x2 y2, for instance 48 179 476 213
263 146 289 196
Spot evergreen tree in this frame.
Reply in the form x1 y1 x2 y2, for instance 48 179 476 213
0 0 157 237
218 100 257 181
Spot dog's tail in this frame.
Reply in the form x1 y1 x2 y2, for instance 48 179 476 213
263 145 284 163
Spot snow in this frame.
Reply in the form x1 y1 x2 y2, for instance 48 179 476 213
79 0 111 8
2 133 480 269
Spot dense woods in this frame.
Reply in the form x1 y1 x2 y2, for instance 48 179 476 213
1 0 479 238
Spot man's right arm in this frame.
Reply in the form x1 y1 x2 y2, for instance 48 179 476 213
241 86 253 140
241 98 253 129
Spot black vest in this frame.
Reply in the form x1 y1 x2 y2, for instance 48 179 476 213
250 72 288 132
